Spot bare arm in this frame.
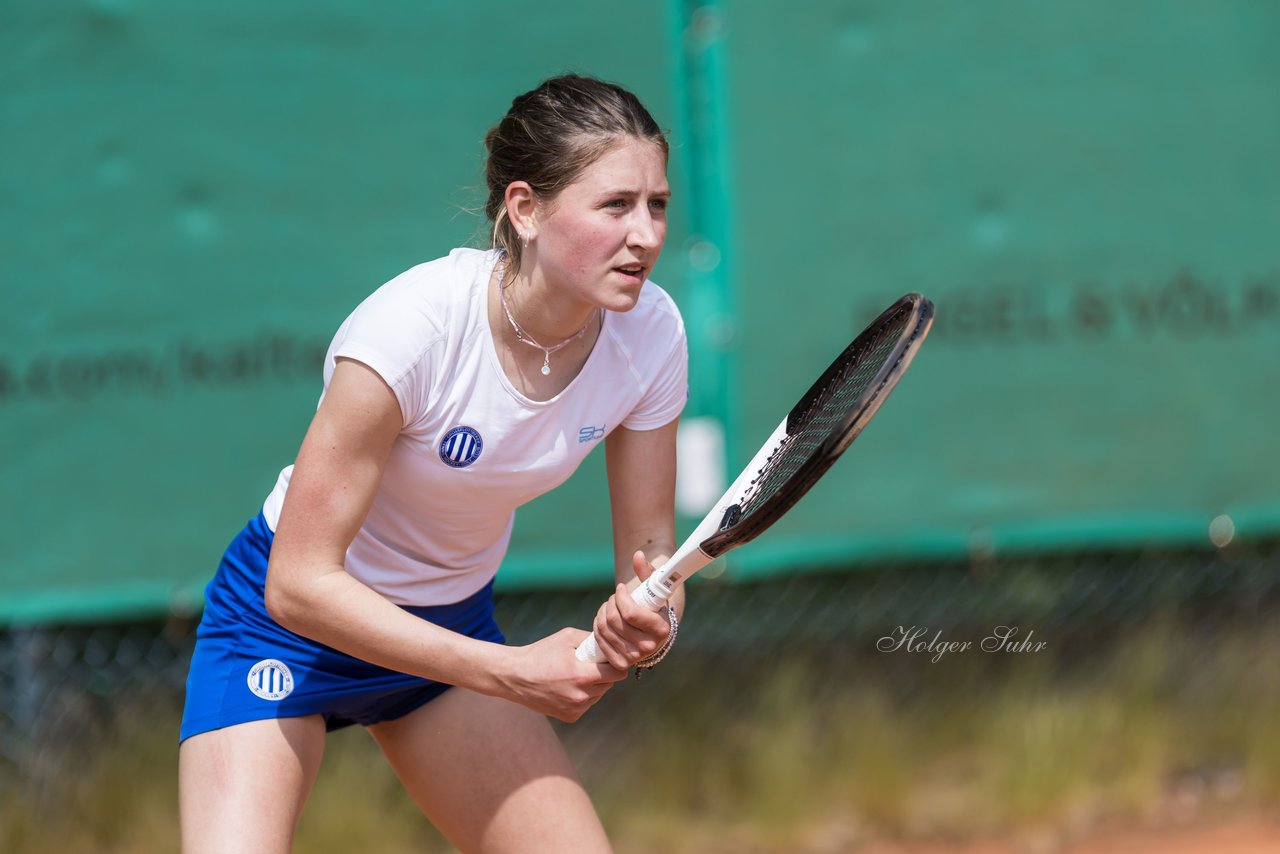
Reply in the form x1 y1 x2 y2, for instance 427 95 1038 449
589 418 684 670
264 358 624 721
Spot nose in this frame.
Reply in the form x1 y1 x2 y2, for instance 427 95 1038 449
628 209 664 252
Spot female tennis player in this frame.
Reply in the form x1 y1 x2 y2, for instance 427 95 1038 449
178 74 686 853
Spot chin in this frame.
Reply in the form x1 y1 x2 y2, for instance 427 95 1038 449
602 288 643 314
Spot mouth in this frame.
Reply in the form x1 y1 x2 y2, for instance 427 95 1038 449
613 264 647 282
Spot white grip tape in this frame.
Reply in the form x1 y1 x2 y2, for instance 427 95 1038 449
576 631 605 664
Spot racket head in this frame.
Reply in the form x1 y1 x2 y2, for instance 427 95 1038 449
699 292 934 557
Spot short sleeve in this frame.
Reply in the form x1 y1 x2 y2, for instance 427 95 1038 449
324 267 445 429
620 312 689 431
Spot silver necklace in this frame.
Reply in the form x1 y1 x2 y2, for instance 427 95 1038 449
498 266 598 376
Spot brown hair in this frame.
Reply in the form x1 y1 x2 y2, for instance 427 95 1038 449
484 74 668 276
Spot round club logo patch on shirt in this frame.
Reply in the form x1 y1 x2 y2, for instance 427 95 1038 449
439 425 483 468
247 659 294 701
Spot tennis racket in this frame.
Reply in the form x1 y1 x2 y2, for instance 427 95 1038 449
577 292 935 663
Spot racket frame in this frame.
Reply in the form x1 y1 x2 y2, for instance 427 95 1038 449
575 292 934 663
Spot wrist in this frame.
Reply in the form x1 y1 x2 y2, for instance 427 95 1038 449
460 639 519 699
634 604 679 678
667 586 686 620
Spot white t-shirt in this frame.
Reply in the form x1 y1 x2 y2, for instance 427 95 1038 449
262 248 688 606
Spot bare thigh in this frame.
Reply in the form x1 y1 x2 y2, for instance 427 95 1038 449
178 715 327 854
368 689 611 854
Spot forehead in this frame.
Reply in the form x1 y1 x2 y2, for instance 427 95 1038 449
568 137 669 192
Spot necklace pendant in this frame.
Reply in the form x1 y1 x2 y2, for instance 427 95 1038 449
540 355 551 376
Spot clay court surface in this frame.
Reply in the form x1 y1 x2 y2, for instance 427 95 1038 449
857 815 1280 854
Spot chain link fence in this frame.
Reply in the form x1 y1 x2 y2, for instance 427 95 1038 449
3 537 1279 837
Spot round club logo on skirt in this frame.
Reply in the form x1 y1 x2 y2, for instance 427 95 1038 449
247 659 294 701
439 426 483 468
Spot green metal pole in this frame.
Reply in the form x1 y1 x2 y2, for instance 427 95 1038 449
667 0 741 539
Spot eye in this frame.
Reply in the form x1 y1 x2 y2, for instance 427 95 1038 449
603 199 628 210
649 198 669 212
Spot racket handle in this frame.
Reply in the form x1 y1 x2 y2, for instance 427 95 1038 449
574 577 670 663
574 544 712 663
575 631 606 663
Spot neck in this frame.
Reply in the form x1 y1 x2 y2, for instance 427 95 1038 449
499 260 599 344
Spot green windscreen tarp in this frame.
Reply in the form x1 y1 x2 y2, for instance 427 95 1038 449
3 1 1277 624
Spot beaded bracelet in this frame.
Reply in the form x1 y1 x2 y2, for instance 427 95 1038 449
634 605 679 679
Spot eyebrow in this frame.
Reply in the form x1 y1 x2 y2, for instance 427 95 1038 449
599 187 672 198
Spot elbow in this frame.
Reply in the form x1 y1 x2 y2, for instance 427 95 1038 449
263 566 306 633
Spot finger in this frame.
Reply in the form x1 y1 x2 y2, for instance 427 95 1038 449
604 592 664 661
601 593 649 645
593 603 634 671
593 664 628 684
585 679 615 699
609 589 670 662
614 583 669 636
632 550 655 582
630 550 672 586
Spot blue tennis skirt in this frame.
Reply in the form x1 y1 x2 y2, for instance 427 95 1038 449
180 512 505 743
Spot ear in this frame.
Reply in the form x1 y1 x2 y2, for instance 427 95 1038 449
503 181 538 241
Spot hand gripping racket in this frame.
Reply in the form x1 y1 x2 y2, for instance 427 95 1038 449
577 292 935 662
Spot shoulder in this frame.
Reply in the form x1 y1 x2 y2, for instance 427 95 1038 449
599 279 687 390
328 249 494 388
352 248 492 326
343 245 491 335
608 280 685 345
605 279 689 427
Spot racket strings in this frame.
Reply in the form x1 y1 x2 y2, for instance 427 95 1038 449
738 305 915 519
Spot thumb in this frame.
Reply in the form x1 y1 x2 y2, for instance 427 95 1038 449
557 626 591 646
631 549 657 583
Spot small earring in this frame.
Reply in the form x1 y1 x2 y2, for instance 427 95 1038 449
521 232 532 248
